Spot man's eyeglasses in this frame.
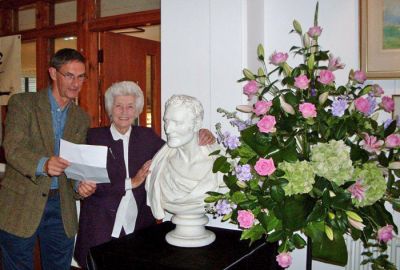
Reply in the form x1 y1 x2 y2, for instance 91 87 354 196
56 70 87 83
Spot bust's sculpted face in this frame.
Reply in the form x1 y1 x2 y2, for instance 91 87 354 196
164 105 196 148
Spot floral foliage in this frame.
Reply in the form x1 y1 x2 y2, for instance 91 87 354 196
207 4 399 269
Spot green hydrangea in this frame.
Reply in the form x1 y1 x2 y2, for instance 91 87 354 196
279 160 315 196
352 163 386 207
311 140 353 186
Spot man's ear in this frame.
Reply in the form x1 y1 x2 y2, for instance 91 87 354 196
193 119 202 132
48 67 57 81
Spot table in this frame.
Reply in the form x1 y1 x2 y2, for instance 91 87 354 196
87 221 282 270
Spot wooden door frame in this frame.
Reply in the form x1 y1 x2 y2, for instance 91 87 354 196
0 0 160 128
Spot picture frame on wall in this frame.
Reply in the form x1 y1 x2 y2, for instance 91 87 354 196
360 0 400 79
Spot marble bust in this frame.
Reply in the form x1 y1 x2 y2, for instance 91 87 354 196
146 94 222 247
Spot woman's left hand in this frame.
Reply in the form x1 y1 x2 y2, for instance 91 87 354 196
131 160 152 188
198 129 216 145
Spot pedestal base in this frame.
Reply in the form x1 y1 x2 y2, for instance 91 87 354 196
165 214 216 247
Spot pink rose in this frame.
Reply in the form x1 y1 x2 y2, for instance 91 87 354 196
243 80 258 97
380 96 395 113
385 134 400 148
269 51 288 65
276 252 292 268
307 26 322 38
299 102 317 118
371 84 384 97
294 75 311 89
237 210 255 229
254 157 276 176
318 70 335 85
354 97 371 115
328 54 345 71
257 115 276 133
354 70 367 84
253 100 272 115
377 225 394 243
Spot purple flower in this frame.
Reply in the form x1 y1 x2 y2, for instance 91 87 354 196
222 131 240 150
311 88 317 96
235 164 252 182
384 119 394 129
215 200 233 216
348 180 365 202
230 119 249 131
331 98 348 117
377 225 394 243
367 96 377 115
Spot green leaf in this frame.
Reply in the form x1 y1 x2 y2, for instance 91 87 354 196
209 150 220 156
282 195 314 231
384 120 397 137
271 185 285 202
236 142 258 163
213 156 228 173
231 191 247 204
307 203 327 222
240 224 265 243
292 233 307 249
267 229 283 243
305 222 348 266
204 196 221 203
378 151 389 167
222 212 232 222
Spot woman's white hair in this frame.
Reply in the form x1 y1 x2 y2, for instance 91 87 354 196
104 81 144 119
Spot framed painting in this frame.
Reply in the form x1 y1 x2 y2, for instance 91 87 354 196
360 0 400 79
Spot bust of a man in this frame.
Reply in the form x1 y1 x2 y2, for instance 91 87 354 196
146 95 221 247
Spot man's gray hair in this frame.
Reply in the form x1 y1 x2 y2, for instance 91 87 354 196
165 95 204 122
104 81 144 119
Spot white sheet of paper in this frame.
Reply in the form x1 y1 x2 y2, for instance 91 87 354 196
60 139 110 183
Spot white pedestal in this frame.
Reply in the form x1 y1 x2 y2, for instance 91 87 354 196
166 214 216 247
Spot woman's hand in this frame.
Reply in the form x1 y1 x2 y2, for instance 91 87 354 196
198 129 216 145
131 160 152 188
78 180 97 198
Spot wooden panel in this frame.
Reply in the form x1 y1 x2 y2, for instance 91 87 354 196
77 0 99 127
100 32 161 134
89 9 160 32
0 9 13 35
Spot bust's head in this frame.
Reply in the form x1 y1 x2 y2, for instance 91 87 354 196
164 95 204 148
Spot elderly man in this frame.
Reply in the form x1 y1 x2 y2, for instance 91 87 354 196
146 95 222 247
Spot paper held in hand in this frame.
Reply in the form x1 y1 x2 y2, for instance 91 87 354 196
60 139 110 183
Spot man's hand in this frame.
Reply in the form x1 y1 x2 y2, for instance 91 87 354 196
45 156 70 176
78 180 97 198
198 129 216 145
131 160 152 189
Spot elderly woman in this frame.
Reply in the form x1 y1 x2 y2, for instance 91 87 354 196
74 81 214 268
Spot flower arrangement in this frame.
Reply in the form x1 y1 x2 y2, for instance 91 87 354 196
206 4 399 269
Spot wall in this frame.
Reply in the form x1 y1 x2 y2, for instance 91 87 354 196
161 0 400 269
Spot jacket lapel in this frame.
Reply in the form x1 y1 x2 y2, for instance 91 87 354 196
63 103 79 142
36 89 54 156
